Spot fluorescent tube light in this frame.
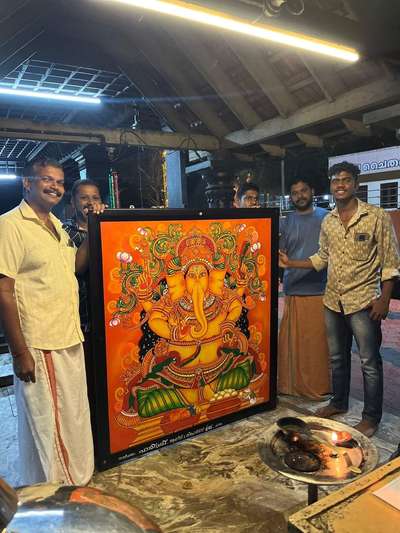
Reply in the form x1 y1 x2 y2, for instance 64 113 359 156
101 0 359 62
0 88 101 104
0 174 17 180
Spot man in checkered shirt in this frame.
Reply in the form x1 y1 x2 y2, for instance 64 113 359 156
280 161 400 437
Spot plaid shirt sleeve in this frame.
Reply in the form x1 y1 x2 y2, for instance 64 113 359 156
63 221 87 247
309 218 329 271
62 221 90 331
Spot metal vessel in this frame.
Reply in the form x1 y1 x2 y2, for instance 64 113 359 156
259 416 379 504
1 477 161 532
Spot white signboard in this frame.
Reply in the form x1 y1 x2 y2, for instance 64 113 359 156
329 146 400 175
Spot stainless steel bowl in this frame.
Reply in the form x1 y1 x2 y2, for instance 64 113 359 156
1 477 161 532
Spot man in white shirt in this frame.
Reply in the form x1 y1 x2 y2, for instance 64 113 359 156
0 159 102 485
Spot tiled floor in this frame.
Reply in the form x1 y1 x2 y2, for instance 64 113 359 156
278 296 400 416
2 392 398 533
1 299 399 531
0 389 18 486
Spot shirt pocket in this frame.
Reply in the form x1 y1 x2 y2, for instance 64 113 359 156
64 241 76 270
60 233 76 269
349 232 373 261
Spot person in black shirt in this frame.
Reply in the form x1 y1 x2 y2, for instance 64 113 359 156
63 179 103 332
63 179 103 434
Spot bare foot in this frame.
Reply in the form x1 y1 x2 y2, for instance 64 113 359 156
353 419 378 438
314 404 348 418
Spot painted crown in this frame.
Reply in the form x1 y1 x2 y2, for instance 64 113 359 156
177 232 216 271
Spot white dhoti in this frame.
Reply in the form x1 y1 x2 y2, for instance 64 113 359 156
14 343 94 486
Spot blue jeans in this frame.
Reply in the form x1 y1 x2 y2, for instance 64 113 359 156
324 307 383 424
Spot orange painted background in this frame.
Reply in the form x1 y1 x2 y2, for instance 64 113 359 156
99 217 272 454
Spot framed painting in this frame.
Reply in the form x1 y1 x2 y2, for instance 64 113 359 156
89 208 279 470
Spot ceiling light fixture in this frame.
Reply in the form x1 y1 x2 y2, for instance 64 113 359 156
0 88 101 104
0 174 17 180
100 0 359 62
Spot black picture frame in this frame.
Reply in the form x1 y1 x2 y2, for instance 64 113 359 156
89 208 279 471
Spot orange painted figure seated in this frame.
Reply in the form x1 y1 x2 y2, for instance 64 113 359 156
109 224 267 421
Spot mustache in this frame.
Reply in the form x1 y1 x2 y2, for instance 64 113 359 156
294 198 309 203
43 189 62 197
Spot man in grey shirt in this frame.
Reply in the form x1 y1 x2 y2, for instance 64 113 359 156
278 179 330 399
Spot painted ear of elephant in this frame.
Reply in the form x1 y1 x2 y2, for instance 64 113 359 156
209 268 226 296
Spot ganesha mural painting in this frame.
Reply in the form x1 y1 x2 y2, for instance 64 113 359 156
90 209 278 469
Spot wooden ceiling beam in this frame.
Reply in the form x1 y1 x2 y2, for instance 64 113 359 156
296 133 323 147
26 110 77 162
116 18 230 138
363 103 400 126
260 144 286 158
51 17 191 134
342 118 371 136
0 118 220 151
61 6 219 137
225 78 400 147
167 28 261 130
274 4 360 49
26 106 137 162
189 0 360 48
119 62 191 134
227 39 298 118
297 54 346 102
232 152 256 162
